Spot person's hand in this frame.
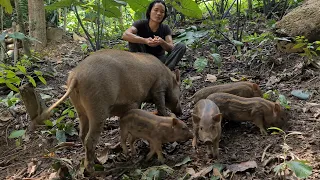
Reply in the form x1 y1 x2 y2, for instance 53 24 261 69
153 36 165 45
145 37 158 47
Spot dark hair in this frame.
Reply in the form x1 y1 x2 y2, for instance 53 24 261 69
146 0 168 23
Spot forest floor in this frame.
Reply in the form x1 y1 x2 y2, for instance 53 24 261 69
1 23 320 180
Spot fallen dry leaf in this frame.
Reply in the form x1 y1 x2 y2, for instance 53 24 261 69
190 76 202 81
186 167 196 176
97 148 109 164
205 74 217 82
266 76 280 87
226 161 257 173
0 110 14 122
230 77 240 82
192 165 213 178
27 161 37 177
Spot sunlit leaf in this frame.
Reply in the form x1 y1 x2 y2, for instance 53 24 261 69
27 75 36 87
287 160 312 178
171 0 202 19
8 130 26 139
0 0 13 14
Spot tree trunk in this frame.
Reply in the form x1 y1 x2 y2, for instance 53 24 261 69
63 7 67 32
247 0 252 19
0 7 4 62
28 0 47 51
15 0 31 57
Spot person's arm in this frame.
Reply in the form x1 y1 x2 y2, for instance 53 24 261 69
122 26 159 47
122 26 147 44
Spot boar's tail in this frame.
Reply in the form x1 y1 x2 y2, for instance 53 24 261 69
33 76 77 125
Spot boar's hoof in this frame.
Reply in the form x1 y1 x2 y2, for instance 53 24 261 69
260 128 268 135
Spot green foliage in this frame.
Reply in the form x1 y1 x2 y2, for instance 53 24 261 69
0 58 47 92
193 57 208 72
42 101 77 143
8 129 26 147
263 90 290 110
243 32 274 43
0 91 20 108
268 127 312 179
211 53 222 72
293 36 319 65
182 78 192 89
0 0 13 14
170 0 203 19
174 26 209 46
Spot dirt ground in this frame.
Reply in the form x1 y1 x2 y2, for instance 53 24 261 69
0 32 320 180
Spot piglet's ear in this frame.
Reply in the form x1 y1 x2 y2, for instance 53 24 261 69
174 69 180 84
172 118 179 127
212 113 222 123
274 103 281 113
192 113 201 124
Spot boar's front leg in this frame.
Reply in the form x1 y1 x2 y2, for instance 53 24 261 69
152 91 167 116
192 126 199 149
251 112 267 135
120 128 129 155
212 139 219 159
128 134 138 155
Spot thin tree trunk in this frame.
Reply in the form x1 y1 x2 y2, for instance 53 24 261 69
12 22 18 63
29 0 47 51
247 0 252 19
0 7 4 62
15 0 31 56
63 7 67 31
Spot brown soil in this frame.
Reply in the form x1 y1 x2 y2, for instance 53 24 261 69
1 33 320 180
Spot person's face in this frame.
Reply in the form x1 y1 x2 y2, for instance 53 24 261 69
150 3 165 23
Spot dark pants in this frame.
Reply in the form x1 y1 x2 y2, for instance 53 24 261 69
129 42 186 70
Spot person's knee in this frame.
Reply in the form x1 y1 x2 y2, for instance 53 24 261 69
175 42 186 54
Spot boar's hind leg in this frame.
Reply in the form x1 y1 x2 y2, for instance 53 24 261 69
83 107 107 173
252 115 267 135
146 142 156 161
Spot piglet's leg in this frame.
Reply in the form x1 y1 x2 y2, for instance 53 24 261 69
146 142 156 161
192 127 199 149
128 135 137 155
253 117 267 135
154 143 165 164
212 140 219 159
120 128 129 155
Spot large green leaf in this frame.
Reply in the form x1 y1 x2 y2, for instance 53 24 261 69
45 0 84 11
194 57 208 72
8 32 27 40
0 0 13 14
56 130 67 143
286 161 312 178
8 130 26 139
169 0 202 19
101 0 124 7
124 0 149 13
91 5 121 18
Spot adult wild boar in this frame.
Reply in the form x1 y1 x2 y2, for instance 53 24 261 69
33 49 182 174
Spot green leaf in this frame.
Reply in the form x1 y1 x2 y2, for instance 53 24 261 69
267 127 285 134
211 53 222 68
0 0 13 14
38 76 47 85
33 70 43 76
5 70 16 78
64 123 78 136
286 160 312 178
0 32 8 41
193 57 208 72
5 83 19 92
171 0 202 19
56 130 67 143
91 5 121 18
45 0 83 11
287 131 303 136
68 110 75 118
8 130 26 139
62 109 69 115
44 120 54 127
8 32 26 40
125 0 149 14
56 116 66 125
16 65 27 74
232 40 244 46
175 156 191 167
27 75 36 87
292 43 306 49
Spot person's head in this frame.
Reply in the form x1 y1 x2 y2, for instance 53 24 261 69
146 0 168 24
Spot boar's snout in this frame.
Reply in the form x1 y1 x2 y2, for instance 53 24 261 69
171 103 182 116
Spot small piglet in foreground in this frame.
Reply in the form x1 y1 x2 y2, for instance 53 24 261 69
192 99 222 159
120 109 193 163
206 93 285 135
191 81 263 103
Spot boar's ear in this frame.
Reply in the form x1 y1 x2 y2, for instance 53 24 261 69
252 83 259 90
192 113 200 123
174 69 180 84
212 113 222 123
172 117 179 127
